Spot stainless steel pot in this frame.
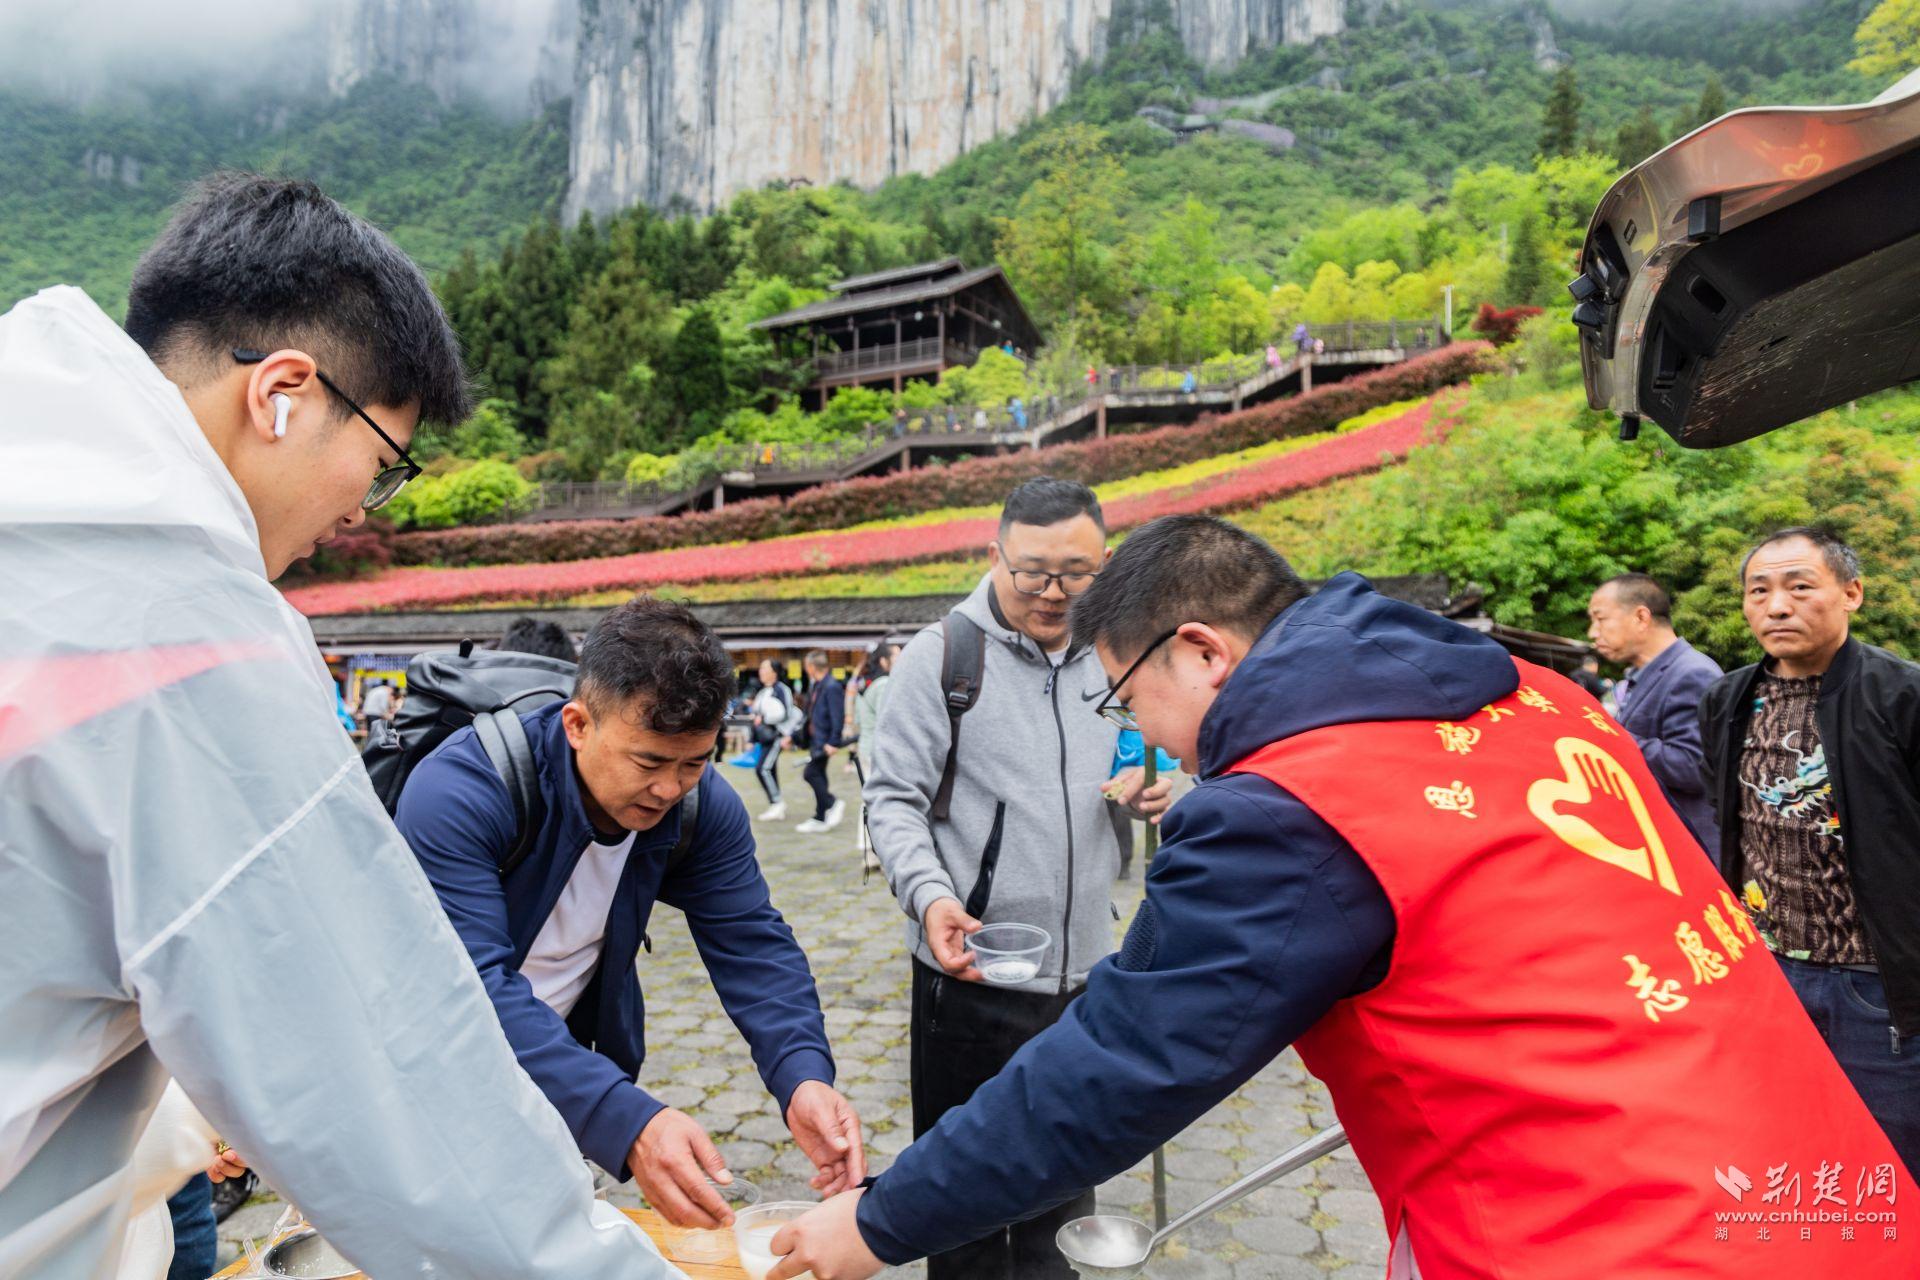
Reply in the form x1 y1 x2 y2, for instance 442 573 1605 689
261 1228 360 1278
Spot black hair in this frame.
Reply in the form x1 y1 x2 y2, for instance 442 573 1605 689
999 476 1105 537
1071 514 1308 661
125 172 472 426
497 616 578 663
1598 573 1673 623
576 597 732 735
868 636 901 672
1740 526 1861 585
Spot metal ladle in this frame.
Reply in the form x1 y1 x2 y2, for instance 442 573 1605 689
1056 1123 1348 1280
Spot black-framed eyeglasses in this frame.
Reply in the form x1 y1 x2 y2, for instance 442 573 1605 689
1093 628 1181 730
233 348 422 510
995 544 1102 596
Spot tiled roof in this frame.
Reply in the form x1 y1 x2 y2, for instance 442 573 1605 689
830 258 966 294
749 264 1011 330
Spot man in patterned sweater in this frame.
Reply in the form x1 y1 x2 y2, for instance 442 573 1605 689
1702 526 1920 1175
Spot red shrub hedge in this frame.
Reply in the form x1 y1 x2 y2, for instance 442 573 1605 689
388 343 1491 569
276 520 397 583
283 396 1457 616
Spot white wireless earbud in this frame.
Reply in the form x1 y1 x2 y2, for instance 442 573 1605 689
270 393 291 439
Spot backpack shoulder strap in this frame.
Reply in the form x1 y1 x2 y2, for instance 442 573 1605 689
666 778 702 877
474 707 545 878
933 611 988 822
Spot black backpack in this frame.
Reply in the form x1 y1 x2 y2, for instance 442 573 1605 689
931 611 1009 919
932 612 987 822
363 641 700 877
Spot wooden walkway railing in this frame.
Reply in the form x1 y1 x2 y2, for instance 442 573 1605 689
515 321 1444 523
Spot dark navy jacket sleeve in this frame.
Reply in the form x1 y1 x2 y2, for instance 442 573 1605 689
658 777 835 1109
855 772 1395 1263
395 744 664 1175
809 678 846 748
1632 659 1716 801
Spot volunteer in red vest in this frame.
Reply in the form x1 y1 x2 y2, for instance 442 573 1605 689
768 514 1917 1280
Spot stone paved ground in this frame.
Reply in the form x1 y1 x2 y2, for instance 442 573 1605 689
220 762 1386 1277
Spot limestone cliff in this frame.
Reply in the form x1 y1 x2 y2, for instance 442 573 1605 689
326 0 572 111
329 0 1346 217
1175 0 1343 68
565 0 1345 216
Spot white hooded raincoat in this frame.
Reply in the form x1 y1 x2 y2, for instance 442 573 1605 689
0 287 676 1278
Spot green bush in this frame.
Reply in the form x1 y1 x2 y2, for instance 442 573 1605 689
1495 313 1584 391
722 398 857 445
450 399 530 460
817 385 896 433
899 379 945 410
387 458 533 530
1245 383 1920 666
938 347 1031 407
624 452 676 486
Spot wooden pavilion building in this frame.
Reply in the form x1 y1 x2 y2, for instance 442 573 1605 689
750 257 1044 408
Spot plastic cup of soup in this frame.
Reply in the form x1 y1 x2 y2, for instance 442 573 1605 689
732 1201 817 1279
970 923 1051 985
662 1176 761 1265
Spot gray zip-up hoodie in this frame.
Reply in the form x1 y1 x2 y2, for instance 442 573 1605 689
865 573 1125 994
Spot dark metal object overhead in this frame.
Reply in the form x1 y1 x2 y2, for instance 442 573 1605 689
1573 68 1920 447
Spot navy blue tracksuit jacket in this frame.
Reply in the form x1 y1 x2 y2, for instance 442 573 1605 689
856 573 1521 1261
396 702 834 1177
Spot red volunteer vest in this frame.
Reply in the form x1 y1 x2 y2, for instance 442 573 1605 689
1231 660 1914 1278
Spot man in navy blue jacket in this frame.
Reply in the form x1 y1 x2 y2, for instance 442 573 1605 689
763 516 1519 1279
396 599 864 1229
1586 573 1723 852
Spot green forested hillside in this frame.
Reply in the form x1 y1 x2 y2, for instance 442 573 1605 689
0 77 567 315
0 0 1873 319
0 0 1893 504
869 0 1869 276
414 0 1882 492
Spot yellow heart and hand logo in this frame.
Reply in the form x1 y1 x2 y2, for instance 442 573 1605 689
1526 737 1682 896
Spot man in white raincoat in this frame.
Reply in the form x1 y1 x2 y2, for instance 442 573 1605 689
0 174 678 1278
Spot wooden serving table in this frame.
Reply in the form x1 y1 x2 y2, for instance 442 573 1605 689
213 1206 747 1278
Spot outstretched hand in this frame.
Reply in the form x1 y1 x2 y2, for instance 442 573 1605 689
630 1108 735 1228
922 896 983 981
785 1080 867 1195
766 1189 883 1280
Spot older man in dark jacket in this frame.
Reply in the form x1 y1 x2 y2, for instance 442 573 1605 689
1701 527 1920 1175
1587 573 1723 851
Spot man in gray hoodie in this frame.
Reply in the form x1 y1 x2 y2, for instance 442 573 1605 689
864 477 1171 1280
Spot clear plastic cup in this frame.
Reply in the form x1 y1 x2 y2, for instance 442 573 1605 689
971 923 1051 985
732 1201 817 1279
661 1175 761 1264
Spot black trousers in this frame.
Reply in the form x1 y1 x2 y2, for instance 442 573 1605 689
803 748 834 820
910 960 1093 1280
754 737 782 803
